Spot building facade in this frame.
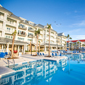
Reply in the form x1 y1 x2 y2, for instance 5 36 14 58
67 39 85 50
0 5 67 53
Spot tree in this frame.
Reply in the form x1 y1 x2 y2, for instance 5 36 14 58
35 29 40 54
73 43 76 50
47 24 51 56
38 41 40 52
30 40 32 52
64 41 67 50
77 41 80 50
67 34 72 50
11 30 17 58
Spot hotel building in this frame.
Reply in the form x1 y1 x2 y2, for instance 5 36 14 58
67 39 85 50
0 5 67 54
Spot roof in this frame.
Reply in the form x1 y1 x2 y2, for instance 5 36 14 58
37 24 44 28
58 33 64 36
10 14 21 20
0 5 12 14
67 39 85 42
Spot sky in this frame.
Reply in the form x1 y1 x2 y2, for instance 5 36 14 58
0 0 85 40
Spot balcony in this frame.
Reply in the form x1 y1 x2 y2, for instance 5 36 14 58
0 26 2 31
28 27 34 32
18 31 26 37
6 21 16 27
39 36 43 40
5 30 14 34
28 33 33 38
19 25 27 30
0 16 4 21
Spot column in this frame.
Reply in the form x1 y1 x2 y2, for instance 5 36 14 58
22 46 24 54
56 46 57 51
45 45 46 52
7 43 9 53
18 45 19 53
2 44 3 52
24 45 26 54
2 13 7 37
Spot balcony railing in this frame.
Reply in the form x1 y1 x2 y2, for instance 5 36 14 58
5 30 14 34
0 16 4 20
28 28 34 32
28 34 33 38
18 32 26 37
19 25 27 30
6 21 16 27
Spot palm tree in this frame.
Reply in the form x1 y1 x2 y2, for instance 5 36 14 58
64 41 67 50
47 24 51 56
38 41 40 53
30 40 32 52
35 29 40 54
73 43 76 50
67 34 72 50
77 41 80 50
11 30 17 58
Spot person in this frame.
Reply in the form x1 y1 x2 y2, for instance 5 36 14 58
9 50 11 57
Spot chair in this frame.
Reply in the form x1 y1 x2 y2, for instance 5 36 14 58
37 52 39 55
40 53 42 56
0 52 5 58
52 53 54 56
42 53 44 56
60 53 62 56
55 53 57 56
77 51 79 53
5 52 8 55
73 51 76 53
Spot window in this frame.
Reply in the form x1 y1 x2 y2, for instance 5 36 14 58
18 37 24 40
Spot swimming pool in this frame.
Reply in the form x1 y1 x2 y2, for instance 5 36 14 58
0 57 85 85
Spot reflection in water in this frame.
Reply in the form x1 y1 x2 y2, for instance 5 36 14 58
0 59 67 85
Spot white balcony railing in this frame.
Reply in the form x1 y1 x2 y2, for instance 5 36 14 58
0 16 4 20
19 25 27 30
5 30 14 34
6 21 16 27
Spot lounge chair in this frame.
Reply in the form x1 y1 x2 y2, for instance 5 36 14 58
77 51 79 53
60 53 62 56
55 53 57 56
40 53 42 56
37 52 39 55
0 52 5 58
73 51 76 53
52 53 54 56
42 53 44 56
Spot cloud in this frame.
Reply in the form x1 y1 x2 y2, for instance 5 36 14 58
71 35 85 40
64 28 81 34
72 20 85 26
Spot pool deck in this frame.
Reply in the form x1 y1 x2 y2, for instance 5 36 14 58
0 54 67 78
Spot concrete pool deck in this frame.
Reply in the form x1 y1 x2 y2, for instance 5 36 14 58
0 54 67 77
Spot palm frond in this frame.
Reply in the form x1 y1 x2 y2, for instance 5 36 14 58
12 30 17 35
47 24 51 29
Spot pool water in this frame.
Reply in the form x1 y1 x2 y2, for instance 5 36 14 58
0 57 85 85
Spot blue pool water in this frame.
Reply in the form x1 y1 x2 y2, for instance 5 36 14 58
0 54 85 85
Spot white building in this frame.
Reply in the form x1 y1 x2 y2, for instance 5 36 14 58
0 5 67 53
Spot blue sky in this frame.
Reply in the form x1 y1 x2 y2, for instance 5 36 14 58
0 0 85 40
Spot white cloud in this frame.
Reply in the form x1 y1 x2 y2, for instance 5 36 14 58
64 28 81 34
71 35 85 40
72 20 85 26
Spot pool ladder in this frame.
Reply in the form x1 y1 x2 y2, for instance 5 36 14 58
7 59 15 67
